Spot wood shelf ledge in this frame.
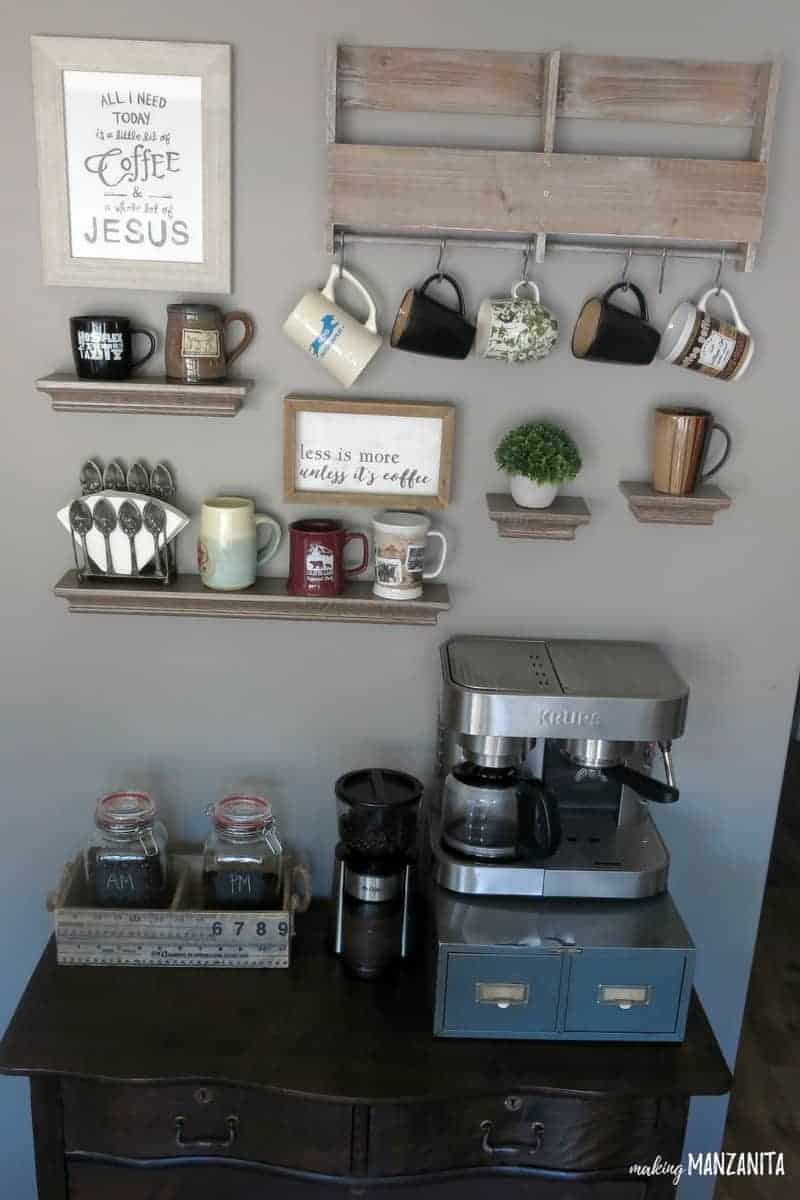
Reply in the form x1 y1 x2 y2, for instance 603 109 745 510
37 373 253 417
53 571 450 626
486 493 591 541
620 481 732 526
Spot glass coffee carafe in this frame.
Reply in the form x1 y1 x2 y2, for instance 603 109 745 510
442 761 560 861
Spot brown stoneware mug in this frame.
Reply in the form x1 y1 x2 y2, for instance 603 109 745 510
165 303 255 383
652 406 732 495
287 519 369 597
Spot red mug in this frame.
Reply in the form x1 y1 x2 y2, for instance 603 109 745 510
287 519 369 597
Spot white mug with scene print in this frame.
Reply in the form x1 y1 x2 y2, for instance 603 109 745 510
372 511 447 601
659 288 753 382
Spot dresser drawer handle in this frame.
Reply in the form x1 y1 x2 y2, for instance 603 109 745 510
175 1114 238 1150
480 1119 544 1158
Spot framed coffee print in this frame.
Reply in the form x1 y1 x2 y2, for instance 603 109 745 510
31 36 231 291
283 395 455 509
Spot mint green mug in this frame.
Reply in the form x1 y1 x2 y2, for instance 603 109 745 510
198 497 281 591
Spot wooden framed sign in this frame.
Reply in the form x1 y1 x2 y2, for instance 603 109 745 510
284 395 455 509
31 37 231 291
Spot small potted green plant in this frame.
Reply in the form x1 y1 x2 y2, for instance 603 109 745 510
495 420 582 509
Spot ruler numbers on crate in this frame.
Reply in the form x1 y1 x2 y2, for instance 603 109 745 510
55 908 292 968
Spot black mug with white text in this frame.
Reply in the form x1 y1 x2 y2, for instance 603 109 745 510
70 315 157 381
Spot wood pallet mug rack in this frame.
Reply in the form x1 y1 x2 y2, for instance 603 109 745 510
327 44 779 268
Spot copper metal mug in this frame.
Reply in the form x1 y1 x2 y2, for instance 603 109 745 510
652 406 732 496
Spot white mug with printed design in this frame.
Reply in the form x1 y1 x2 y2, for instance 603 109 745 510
659 288 754 382
371 510 448 601
283 265 383 387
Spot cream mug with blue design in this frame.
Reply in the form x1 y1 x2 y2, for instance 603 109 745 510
283 265 382 387
199 497 281 591
475 280 559 363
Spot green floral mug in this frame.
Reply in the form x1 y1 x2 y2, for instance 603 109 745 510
475 280 559 363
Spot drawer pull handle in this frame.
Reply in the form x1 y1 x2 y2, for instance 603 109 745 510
480 1119 543 1158
175 1114 238 1150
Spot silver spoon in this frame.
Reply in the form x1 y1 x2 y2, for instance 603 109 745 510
126 460 150 495
150 462 175 503
143 501 167 577
93 498 118 574
80 460 103 496
69 500 94 575
118 500 143 576
103 460 126 491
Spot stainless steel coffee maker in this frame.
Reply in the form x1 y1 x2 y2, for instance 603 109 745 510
429 637 696 1043
432 636 686 899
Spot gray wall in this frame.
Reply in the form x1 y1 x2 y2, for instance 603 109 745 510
1 2 797 1195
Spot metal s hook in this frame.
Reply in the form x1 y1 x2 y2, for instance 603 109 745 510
435 238 447 280
337 231 345 275
658 247 668 296
714 248 726 295
621 247 633 290
521 238 534 283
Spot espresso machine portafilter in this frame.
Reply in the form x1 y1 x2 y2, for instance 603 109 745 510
563 738 679 805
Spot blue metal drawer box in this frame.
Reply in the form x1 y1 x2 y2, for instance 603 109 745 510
432 888 695 1042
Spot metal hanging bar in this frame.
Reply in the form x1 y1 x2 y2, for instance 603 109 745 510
332 229 746 268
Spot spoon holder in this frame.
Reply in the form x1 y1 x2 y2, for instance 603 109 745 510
71 502 179 587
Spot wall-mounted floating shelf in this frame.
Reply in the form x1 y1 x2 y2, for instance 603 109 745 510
327 45 780 269
620 481 732 526
487 493 591 541
37 374 252 417
53 571 450 626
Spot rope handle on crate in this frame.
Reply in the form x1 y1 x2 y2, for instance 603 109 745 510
290 860 312 913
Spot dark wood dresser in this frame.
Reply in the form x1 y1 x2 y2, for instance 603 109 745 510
0 904 731 1199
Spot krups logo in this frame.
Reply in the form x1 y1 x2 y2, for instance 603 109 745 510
538 710 601 727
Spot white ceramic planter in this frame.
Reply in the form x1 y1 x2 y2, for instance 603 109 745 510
509 475 559 509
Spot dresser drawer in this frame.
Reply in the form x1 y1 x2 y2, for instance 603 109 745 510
61 1079 352 1174
67 1161 347 1199
67 1162 646 1200
367 1092 658 1176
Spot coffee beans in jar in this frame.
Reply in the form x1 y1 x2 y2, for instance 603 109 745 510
85 792 168 907
202 795 284 910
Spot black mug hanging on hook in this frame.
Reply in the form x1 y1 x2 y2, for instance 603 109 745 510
572 281 660 366
391 273 476 359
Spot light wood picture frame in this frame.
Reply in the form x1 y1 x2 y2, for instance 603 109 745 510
31 36 231 291
284 395 455 510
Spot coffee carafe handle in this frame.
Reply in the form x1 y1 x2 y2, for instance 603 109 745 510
516 779 561 860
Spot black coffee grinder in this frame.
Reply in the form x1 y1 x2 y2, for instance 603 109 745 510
331 768 422 978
